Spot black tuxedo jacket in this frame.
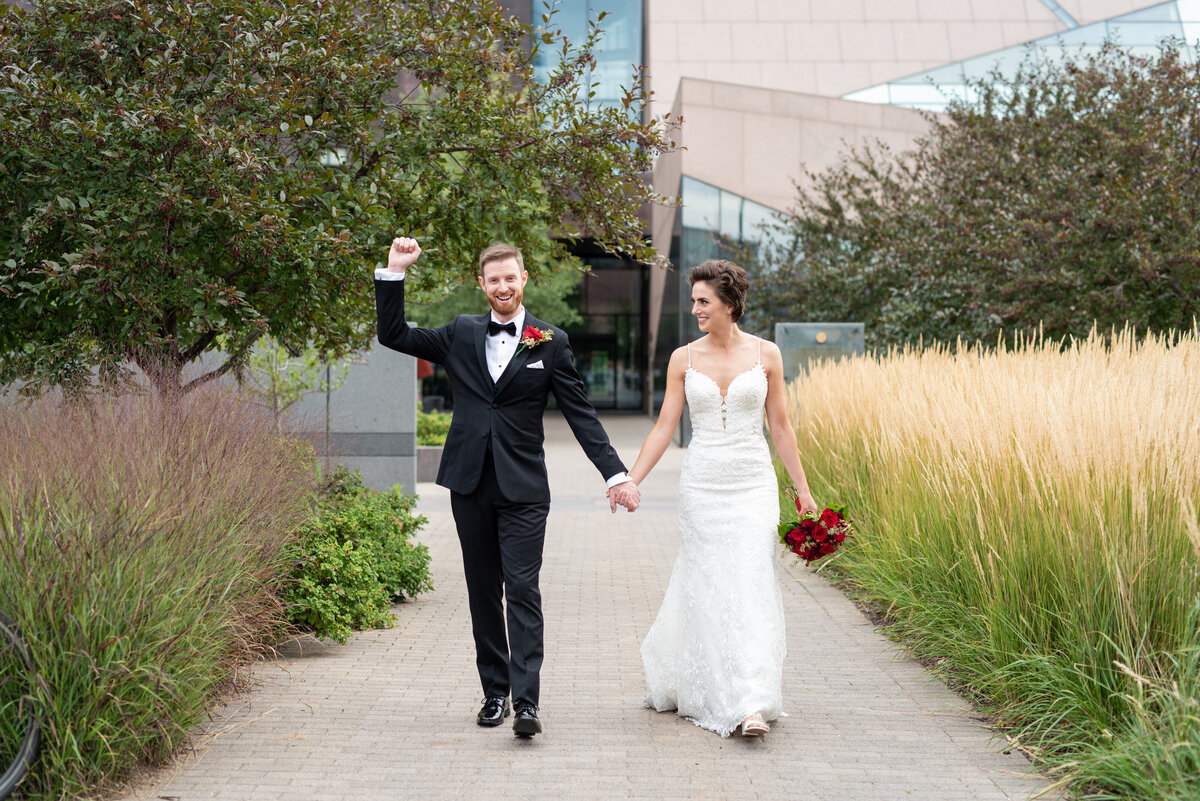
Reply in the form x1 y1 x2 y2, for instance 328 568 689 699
375 278 626 502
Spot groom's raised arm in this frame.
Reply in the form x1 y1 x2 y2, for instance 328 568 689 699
374 237 451 363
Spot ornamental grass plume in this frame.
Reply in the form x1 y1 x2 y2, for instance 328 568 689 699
0 389 316 800
786 325 1200 800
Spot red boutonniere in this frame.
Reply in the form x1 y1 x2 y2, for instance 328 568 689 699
779 494 854 565
517 325 553 355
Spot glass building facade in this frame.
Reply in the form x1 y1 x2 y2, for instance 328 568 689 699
532 0 644 111
843 0 1200 111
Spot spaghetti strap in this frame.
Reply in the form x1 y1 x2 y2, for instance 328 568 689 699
686 341 692 368
756 336 762 365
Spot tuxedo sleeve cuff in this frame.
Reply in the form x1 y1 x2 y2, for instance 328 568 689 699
605 472 631 488
374 268 405 281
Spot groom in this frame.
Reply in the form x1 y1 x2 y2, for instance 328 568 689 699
375 237 641 737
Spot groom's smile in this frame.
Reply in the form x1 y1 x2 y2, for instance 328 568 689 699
479 257 527 320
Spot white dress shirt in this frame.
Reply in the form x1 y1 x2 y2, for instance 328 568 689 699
376 267 630 489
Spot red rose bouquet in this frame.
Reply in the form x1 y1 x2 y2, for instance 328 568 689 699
778 497 853 564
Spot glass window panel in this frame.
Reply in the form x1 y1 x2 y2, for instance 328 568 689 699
681 176 720 232
887 83 959 106
1115 2 1181 22
719 190 742 240
1181 0 1200 22
740 201 779 246
842 85 892 104
1109 21 1187 44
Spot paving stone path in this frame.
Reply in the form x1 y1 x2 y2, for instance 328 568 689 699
125 414 1054 801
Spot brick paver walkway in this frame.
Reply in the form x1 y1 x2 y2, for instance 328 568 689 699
124 414 1053 801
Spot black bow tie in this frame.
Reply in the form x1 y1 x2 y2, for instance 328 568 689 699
487 320 516 337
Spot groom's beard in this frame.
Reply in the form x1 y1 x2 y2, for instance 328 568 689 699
487 287 523 317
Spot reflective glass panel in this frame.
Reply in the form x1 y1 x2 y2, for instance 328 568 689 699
843 0 1196 112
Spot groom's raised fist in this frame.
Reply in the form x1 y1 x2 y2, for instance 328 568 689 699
387 237 421 273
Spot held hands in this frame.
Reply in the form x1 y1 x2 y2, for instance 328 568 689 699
607 480 641 514
387 237 421 273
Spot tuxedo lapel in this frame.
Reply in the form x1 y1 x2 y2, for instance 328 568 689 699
473 314 491 392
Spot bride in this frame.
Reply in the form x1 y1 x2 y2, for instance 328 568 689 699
628 258 818 737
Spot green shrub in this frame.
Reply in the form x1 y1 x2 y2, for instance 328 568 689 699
0 391 316 801
285 468 432 644
417 407 452 446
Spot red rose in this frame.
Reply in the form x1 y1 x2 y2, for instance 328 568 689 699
523 325 544 342
811 524 828 542
820 508 841 528
833 531 846 543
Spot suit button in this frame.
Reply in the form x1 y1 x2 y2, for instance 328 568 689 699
490 403 498 409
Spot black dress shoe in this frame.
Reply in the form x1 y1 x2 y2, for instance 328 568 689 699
512 702 542 737
477 696 511 727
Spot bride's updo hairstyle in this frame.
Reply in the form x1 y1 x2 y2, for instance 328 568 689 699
688 259 750 323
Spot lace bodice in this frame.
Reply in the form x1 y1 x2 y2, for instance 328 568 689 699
685 364 767 437
684 338 767 438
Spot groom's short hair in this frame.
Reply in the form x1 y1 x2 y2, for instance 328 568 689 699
478 242 525 275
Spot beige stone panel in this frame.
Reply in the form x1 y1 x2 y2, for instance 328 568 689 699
701 0 744 22
650 0 708 22
675 22 733 61
1062 0 1158 25
969 0 1037 21
839 21 900 62
811 0 865 21
945 22 1018 61
678 106 749 192
677 77 716 109
785 21 844 61
799 119 859 176
647 22 680 63
704 61 765 91
731 21 788 59
710 80 778 114
1020 0 1058 22
1000 19 1065 47
826 98 885 128
868 59 940 85
814 60 876 96
864 0 920 21
879 103 941 133
759 61 819 95
645 64 688 117
892 21 953 60
755 0 813 22
742 113 804 210
917 0 979 22
767 89 832 120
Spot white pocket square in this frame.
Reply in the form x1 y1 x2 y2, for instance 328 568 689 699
526 360 545 369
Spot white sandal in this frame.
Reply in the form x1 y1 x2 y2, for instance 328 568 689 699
741 714 769 736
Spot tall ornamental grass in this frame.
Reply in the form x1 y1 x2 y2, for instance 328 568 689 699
0 391 316 800
788 327 1200 800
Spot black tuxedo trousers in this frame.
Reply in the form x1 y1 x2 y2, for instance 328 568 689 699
375 278 626 706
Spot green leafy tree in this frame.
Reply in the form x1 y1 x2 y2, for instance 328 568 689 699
756 42 1200 349
0 0 674 397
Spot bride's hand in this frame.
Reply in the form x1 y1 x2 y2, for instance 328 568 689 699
796 490 818 517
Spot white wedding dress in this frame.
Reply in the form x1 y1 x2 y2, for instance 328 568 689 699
641 340 787 736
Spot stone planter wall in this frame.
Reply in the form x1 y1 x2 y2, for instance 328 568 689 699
417 445 443 482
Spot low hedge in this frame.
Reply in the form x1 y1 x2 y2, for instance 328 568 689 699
284 467 432 644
